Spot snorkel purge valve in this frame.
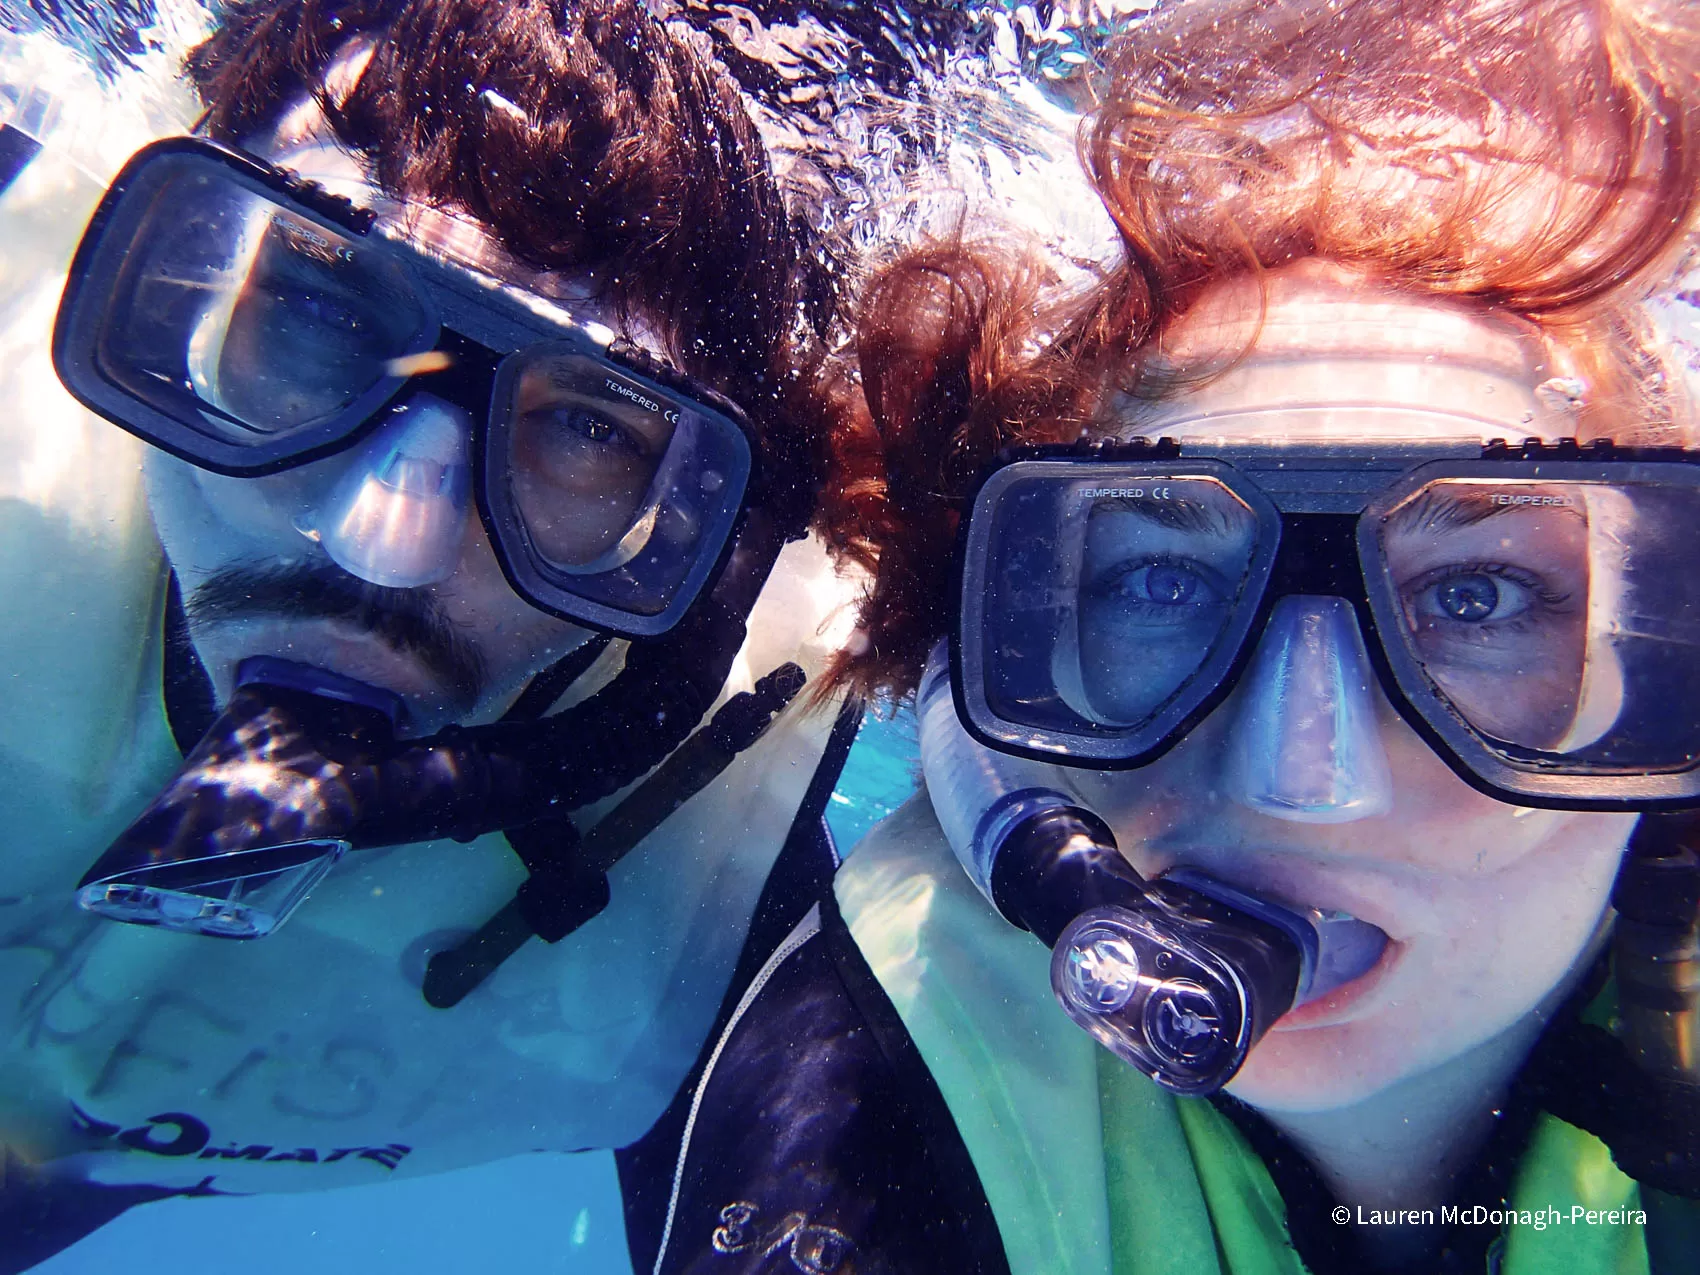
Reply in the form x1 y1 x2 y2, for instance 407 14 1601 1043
919 644 1388 1094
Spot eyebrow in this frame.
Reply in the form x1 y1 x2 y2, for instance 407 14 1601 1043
1092 495 1237 537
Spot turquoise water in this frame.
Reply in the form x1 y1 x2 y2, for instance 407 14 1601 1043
35 712 921 1274
825 707 921 855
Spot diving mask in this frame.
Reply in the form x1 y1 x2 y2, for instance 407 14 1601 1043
953 438 1700 808
54 136 754 636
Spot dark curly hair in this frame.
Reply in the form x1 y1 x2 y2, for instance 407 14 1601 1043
186 0 829 529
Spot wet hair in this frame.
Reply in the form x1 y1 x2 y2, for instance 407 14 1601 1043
822 0 1700 699
186 0 824 528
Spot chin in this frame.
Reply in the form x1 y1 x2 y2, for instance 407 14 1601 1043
1224 1019 1416 1112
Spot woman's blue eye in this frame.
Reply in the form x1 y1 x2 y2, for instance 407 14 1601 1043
1110 562 1214 606
1435 574 1498 621
1139 564 1199 604
1420 569 1534 625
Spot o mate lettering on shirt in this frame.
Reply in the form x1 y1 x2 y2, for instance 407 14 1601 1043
72 1104 413 1172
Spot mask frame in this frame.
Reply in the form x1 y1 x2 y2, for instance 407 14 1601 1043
951 438 1700 810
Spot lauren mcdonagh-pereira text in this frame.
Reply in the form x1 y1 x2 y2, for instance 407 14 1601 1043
1345 1205 1647 1230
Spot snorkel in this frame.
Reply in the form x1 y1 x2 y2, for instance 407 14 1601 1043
919 643 1388 1094
76 507 798 948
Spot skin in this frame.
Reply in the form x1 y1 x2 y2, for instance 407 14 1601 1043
1064 261 1649 1263
146 452 594 733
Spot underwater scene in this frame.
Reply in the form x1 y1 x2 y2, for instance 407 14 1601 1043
5 1 1700 1273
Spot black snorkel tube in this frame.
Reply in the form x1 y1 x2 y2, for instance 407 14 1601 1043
76 507 793 942
918 643 1388 1094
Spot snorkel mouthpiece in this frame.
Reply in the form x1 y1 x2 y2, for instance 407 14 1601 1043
918 642 1387 1093
995 810 1302 1094
77 507 791 943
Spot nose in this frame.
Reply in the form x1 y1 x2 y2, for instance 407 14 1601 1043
1225 595 1394 823
300 394 473 589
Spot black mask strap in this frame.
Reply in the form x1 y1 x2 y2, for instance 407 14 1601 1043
161 569 217 755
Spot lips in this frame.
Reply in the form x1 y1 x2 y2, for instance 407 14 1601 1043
1269 935 1403 1031
1144 847 1410 1032
1141 835 1420 934
205 620 461 736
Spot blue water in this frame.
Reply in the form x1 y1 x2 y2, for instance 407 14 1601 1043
35 711 921 1274
825 707 920 853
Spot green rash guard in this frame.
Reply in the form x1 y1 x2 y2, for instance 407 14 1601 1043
835 796 1648 1275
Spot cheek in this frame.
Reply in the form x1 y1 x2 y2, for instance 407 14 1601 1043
143 450 324 581
422 519 593 690
145 451 587 707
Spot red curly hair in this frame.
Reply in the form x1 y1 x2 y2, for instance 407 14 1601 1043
820 0 1700 700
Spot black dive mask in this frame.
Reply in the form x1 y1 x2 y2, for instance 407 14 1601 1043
55 137 756 636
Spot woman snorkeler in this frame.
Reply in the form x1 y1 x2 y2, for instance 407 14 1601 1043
793 1 1700 1272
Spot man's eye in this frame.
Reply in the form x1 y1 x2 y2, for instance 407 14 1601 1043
303 293 366 335
564 408 619 444
266 280 370 337
532 406 648 457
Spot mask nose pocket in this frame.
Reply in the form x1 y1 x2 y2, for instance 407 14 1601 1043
302 394 473 588
1226 595 1394 823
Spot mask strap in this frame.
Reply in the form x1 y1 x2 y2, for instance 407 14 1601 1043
422 660 809 1007
496 633 614 723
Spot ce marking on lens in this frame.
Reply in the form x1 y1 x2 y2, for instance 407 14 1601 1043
1078 485 1179 500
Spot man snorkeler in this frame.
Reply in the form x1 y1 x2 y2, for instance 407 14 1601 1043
0 0 860 1267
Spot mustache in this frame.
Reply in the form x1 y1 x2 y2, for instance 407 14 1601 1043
188 563 488 711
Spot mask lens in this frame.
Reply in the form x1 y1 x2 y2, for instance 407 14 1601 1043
487 346 752 632
89 155 432 447
504 351 682 568
1374 477 1700 771
1072 481 1263 726
961 464 1274 760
